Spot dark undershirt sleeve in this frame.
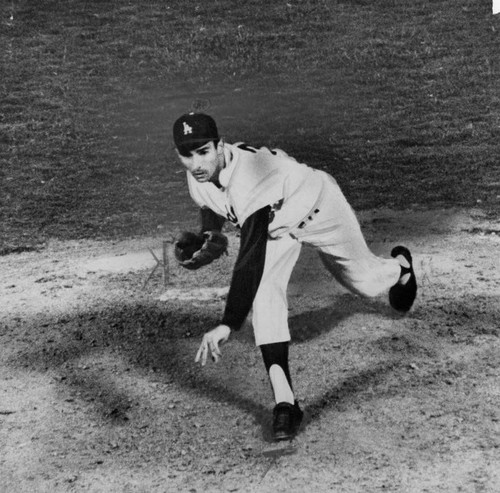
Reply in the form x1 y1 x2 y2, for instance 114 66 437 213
221 206 271 331
199 207 226 233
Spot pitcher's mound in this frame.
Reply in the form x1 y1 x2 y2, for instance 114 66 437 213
158 286 229 301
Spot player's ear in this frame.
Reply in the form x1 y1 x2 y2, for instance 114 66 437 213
216 139 225 167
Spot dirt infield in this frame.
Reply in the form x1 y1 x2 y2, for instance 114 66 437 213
1 208 499 492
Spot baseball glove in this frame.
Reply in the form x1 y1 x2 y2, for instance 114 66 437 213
174 230 228 270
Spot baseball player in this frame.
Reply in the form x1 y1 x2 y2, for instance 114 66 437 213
172 112 417 441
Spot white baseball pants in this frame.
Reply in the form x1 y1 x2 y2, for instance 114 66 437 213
251 172 401 346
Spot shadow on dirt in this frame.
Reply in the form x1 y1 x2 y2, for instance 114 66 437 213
6 292 499 443
302 362 398 424
289 294 394 342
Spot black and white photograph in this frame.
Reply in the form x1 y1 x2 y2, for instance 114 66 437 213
1 1 499 491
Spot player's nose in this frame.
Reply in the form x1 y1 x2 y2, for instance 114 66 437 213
182 155 196 171
192 152 203 164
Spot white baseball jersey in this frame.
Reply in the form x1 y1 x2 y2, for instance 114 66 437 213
185 141 401 345
187 143 324 238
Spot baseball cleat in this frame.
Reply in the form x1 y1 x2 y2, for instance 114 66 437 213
389 246 417 312
272 401 303 441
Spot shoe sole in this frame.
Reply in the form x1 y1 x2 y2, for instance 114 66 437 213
274 431 297 441
389 246 417 312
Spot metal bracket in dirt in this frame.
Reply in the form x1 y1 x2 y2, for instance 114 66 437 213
143 240 171 289
260 443 298 459
259 443 298 481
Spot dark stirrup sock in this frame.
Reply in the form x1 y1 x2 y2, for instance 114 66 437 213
260 341 293 389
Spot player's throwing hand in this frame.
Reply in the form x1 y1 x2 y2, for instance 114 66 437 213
195 324 231 366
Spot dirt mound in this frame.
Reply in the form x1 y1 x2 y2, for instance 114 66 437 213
1 208 499 492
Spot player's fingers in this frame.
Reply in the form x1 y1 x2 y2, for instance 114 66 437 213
201 343 208 366
194 344 203 363
211 348 220 363
212 342 222 358
195 340 207 364
207 342 216 362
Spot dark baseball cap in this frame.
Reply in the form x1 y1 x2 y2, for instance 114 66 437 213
173 113 219 156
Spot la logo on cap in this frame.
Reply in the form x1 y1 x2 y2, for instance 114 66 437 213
183 122 193 135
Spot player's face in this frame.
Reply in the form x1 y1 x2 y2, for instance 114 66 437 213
176 141 223 184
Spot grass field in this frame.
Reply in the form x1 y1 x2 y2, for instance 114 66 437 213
1 0 499 253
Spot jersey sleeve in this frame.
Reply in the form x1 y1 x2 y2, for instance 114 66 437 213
199 207 226 233
220 206 270 331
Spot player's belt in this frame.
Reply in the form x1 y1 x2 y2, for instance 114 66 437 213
287 173 327 239
297 208 320 230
